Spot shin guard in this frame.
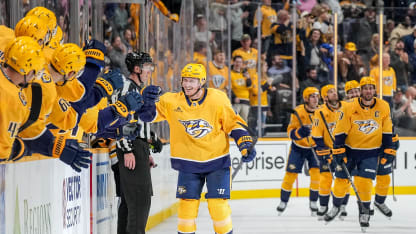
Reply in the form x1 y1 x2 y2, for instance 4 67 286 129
354 176 373 203
207 199 233 234
178 199 200 234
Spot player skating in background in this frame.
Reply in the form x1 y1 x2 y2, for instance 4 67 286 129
277 87 320 216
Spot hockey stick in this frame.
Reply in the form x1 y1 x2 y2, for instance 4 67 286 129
287 109 321 168
317 111 335 178
392 156 397 201
231 122 258 180
318 111 367 213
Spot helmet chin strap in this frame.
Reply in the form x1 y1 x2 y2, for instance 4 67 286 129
182 84 203 100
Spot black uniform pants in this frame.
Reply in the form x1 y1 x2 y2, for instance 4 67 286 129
117 139 153 234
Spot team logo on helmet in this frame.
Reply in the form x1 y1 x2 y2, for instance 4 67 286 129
354 119 379 135
179 119 213 139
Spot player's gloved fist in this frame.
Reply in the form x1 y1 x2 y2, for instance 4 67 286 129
381 148 396 165
83 39 106 68
316 146 332 164
297 125 311 138
332 145 347 165
112 92 143 117
150 131 163 153
142 85 162 104
95 69 124 96
53 136 92 172
237 135 257 162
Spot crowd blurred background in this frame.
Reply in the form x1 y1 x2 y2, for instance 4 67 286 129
3 0 416 138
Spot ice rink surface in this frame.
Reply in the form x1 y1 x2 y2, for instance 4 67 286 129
148 195 416 234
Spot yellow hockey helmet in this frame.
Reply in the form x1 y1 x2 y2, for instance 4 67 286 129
345 80 360 93
4 36 45 76
181 63 207 85
48 26 63 49
15 16 50 46
320 84 335 99
360 76 376 87
303 87 320 101
51 43 86 76
26 6 57 37
344 42 357 52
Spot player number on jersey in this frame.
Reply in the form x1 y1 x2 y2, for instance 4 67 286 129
8 122 20 138
217 188 225 195
58 98 71 112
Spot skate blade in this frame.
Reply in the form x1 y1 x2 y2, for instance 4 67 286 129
317 216 324 221
361 227 367 233
338 215 345 221
311 211 317 217
278 211 283 216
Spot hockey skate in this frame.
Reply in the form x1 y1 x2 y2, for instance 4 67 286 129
374 201 392 219
276 201 287 216
359 211 370 232
324 206 340 224
310 201 318 216
317 206 328 221
338 204 347 221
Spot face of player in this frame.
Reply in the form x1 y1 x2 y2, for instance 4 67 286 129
361 85 376 102
326 88 338 104
347 88 360 99
182 77 203 98
139 63 153 83
307 93 320 109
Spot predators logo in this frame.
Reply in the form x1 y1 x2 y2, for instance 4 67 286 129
211 74 226 88
180 119 213 139
328 122 336 134
354 119 379 135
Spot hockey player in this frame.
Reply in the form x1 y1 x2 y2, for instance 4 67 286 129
277 87 320 215
325 77 395 231
0 37 45 161
140 63 256 234
344 80 360 100
312 84 349 220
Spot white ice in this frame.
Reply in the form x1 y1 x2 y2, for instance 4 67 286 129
148 195 416 234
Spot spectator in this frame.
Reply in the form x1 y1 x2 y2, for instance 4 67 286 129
209 0 228 50
193 41 208 68
208 49 230 93
231 55 251 122
363 33 380 71
108 35 129 76
268 54 291 80
232 34 259 79
339 42 366 82
409 39 416 84
113 3 131 36
402 25 416 55
193 14 215 55
253 0 277 54
300 66 321 94
270 9 294 66
349 8 377 56
390 39 412 91
370 53 396 108
248 62 276 136
312 4 333 42
388 16 413 50
392 87 412 128
210 0 250 52
302 28 328 82
122 28 135 53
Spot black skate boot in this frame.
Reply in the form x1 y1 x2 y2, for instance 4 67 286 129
310 201 318 216
276 201 287 216
359 210 370 232
324 206 340 224
374 201 392 219
338 204 347 221
317 206 328 221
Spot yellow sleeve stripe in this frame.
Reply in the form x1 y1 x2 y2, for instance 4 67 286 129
84 49 104 61
332 148 345 155
384 149 396 156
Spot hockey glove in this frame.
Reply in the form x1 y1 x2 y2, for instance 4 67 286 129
53 136 92 172
332 145 347 166
95 69 124 96
83 39 106 68
237 135 257 162
316 146 332 164
380 148 396 165
111 91 143 117
290 126 310 140
142 85 162 104
150 131 163 153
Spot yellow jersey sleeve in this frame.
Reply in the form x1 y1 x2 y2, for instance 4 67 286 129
55 78 86 102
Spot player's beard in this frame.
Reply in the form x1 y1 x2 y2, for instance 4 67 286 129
362 92 374 102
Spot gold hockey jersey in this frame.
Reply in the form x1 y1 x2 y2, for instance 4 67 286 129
152 88 246 173
333 97 392 150
287 104 315 149
208 61 229 93
312 102 344 148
